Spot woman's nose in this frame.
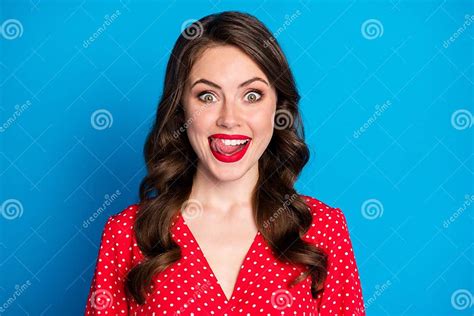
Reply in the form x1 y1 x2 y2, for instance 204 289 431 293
216 101 240 128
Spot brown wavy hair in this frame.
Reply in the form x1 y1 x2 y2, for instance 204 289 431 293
125 11 328 305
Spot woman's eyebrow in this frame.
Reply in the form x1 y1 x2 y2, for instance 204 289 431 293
190 77 269 90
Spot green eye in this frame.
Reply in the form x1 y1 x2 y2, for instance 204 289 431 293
245 91 262 103
198 92 217 103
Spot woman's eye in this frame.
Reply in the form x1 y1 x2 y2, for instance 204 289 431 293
244 91 262 103
198 92 217 103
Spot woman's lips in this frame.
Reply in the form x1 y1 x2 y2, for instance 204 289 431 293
212 138 249 154
208 137 251 163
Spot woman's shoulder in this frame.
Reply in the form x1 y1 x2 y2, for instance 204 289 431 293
298 195 365 314
107 203 140 224
298 193 345 219
298 194 351 247
103 203 140 228
99 203 141 247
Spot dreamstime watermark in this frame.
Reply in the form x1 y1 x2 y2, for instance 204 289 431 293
82 190 122 229
263 10 302 48
274 109 294 130
90 289 113 310
91 109 113 130
451 289 473 311
1 199 23 220
353 100 392 139
174 279 212 315
0 100 31 133
263 193 298 228
451 109 473 130
181 199 203 221
361 19 384 40
443 194 474 229
181 19 203 40
271 289 294 310
83 10 122 48
361 198 384 220
0 19 23 40
443 14 474 49
0 280 32 313
363 279 392 311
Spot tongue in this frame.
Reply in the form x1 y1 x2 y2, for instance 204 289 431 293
213 139 245 155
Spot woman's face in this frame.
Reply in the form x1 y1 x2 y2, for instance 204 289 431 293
182 45 277 181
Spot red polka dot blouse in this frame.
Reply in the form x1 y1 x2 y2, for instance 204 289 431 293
84 195 365 315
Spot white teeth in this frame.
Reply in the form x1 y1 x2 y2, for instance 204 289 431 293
215 138 249 146
223 139 247 146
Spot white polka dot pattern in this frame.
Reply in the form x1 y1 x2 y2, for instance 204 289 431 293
84 195 365 315
300 195 366 315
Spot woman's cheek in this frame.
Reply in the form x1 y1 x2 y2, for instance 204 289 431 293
251 107 275 136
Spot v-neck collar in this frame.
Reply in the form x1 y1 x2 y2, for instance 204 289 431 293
177 210 261 303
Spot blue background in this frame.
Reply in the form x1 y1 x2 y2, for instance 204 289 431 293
1 0 473 315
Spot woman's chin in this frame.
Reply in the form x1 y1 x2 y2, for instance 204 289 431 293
205 159 256 182
210 164 246 180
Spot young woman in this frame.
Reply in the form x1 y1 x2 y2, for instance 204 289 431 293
85 11 365 315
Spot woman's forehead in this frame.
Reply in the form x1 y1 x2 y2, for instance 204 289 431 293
187 45 269 86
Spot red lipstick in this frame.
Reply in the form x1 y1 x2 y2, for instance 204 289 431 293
208 134 252 163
